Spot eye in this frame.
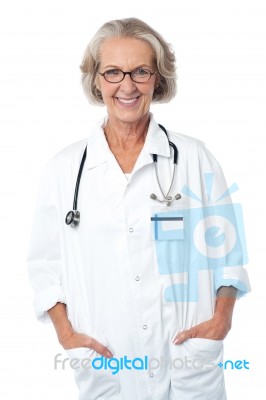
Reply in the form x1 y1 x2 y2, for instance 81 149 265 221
133 68 150 77
104 69 121 76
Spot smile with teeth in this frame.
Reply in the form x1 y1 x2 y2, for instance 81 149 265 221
116 97 139 104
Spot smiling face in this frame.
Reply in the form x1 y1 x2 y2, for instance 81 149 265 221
96 37 158 126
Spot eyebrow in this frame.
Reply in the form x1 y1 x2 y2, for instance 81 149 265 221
102 64 152 70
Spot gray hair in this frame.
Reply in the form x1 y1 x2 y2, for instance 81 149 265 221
80 18 177 105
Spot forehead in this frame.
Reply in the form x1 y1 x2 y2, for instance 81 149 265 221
99 37 155 68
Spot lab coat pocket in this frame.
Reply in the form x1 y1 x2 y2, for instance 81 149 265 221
170 338 226 400
184 337 223 361
151 210 184 241
151 209 186 274
66 347 121 399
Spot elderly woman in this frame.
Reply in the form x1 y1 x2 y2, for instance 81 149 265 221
27 18 250 400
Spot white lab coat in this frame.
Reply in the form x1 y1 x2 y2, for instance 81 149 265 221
27 114 250 400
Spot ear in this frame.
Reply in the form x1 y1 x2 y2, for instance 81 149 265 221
95 74 101 91
155 73 161 89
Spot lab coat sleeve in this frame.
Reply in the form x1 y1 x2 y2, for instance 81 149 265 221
27 158 66 323
197 143 251 298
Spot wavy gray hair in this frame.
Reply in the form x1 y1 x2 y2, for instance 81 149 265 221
80 18 177 105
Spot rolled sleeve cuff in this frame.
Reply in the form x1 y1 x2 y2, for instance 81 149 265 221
215 266 251 298
33 285 66 324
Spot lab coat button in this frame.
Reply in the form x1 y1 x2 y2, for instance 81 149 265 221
135 276 140 281
150 373 154 378
129 228 134 233
142 324 148 330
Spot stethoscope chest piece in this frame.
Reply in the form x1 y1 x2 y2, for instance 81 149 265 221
65 210 80 228
150 193 182 207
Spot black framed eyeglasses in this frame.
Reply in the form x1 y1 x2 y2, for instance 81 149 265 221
98 68 156 83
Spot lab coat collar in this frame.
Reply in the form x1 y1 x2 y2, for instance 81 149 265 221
85 116 110 170
141 113 171 159
84 113 171 170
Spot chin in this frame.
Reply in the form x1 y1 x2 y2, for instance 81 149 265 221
112 109 150 125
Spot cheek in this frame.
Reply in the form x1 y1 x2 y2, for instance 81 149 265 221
100 85 117 102
144 81 156 95
143 86 156 100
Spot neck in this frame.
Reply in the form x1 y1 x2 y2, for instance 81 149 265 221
104 113 150 151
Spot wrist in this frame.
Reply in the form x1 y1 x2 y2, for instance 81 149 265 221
58 327 75 347
213 311 232 327
47 302 74 345
213 296 236 330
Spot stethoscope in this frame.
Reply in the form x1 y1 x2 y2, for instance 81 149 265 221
65 124 181 228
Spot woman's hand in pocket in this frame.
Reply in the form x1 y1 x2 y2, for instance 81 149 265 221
173 315 231 345
173 287 237 345
48 303 113 358
60 330 113 358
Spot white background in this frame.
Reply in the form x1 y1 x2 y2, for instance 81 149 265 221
0 0 265 398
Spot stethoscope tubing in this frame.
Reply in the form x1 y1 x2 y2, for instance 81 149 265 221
73 146 87 211
66 124 179 227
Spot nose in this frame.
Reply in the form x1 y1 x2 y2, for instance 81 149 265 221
120 73 137 93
